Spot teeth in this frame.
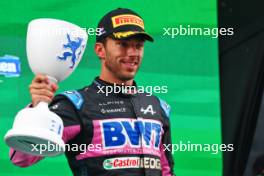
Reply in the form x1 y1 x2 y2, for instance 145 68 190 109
123 62 136 66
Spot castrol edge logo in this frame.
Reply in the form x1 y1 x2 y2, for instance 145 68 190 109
111 14 144 29
103 157 161 170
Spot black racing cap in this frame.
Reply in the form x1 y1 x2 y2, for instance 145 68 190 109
96 8 154 42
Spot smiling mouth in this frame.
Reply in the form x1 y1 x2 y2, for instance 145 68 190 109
120 60 139 67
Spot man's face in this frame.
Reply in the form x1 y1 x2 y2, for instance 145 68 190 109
98 37 145 81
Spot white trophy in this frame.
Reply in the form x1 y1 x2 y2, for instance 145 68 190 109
4 18 88 156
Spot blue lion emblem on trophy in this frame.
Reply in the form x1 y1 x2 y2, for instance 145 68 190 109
57 33 85 69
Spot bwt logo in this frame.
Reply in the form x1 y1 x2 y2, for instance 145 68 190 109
100 119 163 149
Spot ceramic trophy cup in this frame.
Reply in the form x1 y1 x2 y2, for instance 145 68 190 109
4 18 88 156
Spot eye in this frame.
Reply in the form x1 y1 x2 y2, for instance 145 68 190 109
136 42 144 49
117 41 128 48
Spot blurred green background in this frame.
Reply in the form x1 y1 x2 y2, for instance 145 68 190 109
0 0 221 175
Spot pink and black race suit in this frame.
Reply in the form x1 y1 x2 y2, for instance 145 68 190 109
10 77 175 176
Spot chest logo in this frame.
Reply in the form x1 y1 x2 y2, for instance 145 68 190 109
140 105 156 115
101 119 162 149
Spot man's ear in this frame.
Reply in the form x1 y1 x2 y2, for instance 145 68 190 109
94 42 106 60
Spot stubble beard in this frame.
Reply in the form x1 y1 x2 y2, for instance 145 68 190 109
104 55 139 82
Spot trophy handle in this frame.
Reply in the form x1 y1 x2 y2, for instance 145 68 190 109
46 75 58 84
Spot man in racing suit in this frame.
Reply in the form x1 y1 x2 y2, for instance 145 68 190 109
9 8 175 176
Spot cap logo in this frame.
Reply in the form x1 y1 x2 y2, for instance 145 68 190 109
113 31 138 39
111 14 144 29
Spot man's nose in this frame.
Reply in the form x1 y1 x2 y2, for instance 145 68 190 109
127 45 140 57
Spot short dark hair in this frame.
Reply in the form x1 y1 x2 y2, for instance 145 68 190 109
97 37 107 46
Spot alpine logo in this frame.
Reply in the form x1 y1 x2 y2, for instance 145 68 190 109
140 105 156 115
103 157 161 170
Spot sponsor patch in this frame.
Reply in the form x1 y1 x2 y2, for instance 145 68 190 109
75 118 164 160
62 90 83 110
103 157 161 170
101 119 162 149
159 98 171 118
111 14 144 29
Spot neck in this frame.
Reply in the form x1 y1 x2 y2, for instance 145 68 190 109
100 69 134 86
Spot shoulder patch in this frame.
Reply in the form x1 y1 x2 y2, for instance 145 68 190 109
158 98 171 118
61 90 84 110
